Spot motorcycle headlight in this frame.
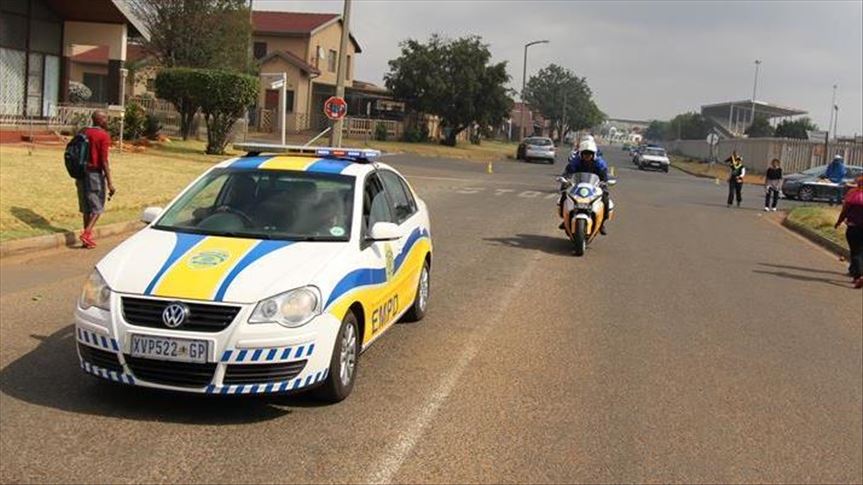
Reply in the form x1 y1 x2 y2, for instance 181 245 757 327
79 269 111 311
249 286 321 328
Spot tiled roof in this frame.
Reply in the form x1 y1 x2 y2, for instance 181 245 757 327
252 11 338 34
258 50 321 76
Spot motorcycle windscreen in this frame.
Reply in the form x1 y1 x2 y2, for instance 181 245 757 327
568 172 601 185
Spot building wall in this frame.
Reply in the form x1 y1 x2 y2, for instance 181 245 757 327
63 22 126 60
253 35 309 64
309 22 355 87
69 62 107 84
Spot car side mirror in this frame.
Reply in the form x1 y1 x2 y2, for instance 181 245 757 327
367 222 401 241
141 206 163 224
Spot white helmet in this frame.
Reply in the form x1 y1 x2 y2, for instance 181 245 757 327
578 139 598 154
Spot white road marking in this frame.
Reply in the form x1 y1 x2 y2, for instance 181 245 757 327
365 258 538 485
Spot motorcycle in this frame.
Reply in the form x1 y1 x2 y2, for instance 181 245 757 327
557 173 616 256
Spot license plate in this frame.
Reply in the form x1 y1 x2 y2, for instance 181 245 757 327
130 334 209 363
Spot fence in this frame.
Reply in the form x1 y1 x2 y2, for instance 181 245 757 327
342 117 402 139
668 137 863 173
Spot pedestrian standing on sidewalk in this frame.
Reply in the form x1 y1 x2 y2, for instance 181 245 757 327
77 110 116 249
725 152 746 207
835 175 863 289
764 158 783 212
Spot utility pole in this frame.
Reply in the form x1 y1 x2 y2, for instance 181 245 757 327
561 90 567 142
751 59 761 130
520 39 549 140
329 0 352 147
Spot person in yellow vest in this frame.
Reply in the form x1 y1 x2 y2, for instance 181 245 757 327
725 151 745 208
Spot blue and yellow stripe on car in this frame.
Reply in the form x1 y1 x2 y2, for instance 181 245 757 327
325 227 432 344
229 156 353 174
144 232 290 301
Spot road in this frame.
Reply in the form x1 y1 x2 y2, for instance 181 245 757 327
1 146 861 484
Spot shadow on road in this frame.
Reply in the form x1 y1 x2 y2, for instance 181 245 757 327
0 325 330 424
752 269 851 289
484 233 574 256
758 262 847 276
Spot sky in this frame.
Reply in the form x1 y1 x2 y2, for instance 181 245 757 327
255 0 863 136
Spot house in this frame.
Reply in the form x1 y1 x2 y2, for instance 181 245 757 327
251 10 361 132
0 0 148 119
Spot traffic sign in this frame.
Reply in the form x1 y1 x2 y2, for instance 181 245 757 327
706 133 719 146
324 96 348 120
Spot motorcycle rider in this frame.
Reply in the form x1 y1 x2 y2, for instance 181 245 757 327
559 138 612 234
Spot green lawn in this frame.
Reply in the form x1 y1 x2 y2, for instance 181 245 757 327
786 205 846 249
362 139 519 162
0 140 236 242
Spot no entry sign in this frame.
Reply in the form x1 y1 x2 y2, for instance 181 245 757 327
324 96 348 120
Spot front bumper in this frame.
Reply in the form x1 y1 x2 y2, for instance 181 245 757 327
525 148 555 159
74 293 339 395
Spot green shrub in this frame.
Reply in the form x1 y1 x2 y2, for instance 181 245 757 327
193 69 258 154
123 101 146 140
155 68 200 140
68 81 91 103
144 114 162 139
401 124 429 143
374 122 388 141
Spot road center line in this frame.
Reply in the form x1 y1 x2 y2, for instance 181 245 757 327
366 255 539 484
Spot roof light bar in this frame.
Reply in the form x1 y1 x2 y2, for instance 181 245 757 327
233 143 381 162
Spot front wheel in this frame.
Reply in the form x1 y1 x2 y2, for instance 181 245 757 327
315 311 360 403
572 218 587 256
798 186 815 202
404 260 430 322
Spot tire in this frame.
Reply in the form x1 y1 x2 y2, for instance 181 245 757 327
404 260 430 322
572 218 587 256
663 166 669 173
799 186 815 202
315 311 360 403
547 158 554 165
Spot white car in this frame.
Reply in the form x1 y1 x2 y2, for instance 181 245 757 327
520 137 556 164
75 144 433 402
636 146 670 173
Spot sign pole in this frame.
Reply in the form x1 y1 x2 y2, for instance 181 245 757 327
329 0 352 148
280 73 286 145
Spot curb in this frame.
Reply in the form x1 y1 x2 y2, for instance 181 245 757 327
0 220 144 259
781 215 849 259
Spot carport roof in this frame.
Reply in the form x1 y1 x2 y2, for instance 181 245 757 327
701 100 807 119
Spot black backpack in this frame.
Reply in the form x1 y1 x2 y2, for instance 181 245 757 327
64 131 89 179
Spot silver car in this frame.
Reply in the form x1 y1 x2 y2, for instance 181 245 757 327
519 137 556 164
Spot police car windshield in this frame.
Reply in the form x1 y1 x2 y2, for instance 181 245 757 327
154 169 355 241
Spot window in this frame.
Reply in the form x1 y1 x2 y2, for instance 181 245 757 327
379 170 417 224
363 173 392 235
346 55 351 79
328 49 337 73
253 42 267 60
83 72 108 103
285 90 294 114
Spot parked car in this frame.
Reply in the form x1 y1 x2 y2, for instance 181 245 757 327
517 136 556 164
635 146 671 172
781 164 863 202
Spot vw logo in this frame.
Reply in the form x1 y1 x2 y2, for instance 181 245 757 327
162 302 190 328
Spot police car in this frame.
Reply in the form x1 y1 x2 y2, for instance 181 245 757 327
75 144 432 402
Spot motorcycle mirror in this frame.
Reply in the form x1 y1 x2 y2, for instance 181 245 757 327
608 179 618 186
556 176 569 184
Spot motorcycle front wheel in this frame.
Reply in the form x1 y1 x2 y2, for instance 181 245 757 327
572 218 587 256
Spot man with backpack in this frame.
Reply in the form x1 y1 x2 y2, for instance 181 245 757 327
68 111 115 248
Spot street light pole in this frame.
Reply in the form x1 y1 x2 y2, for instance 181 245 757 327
828 84 837 141
751 59 761 128
329 0 352 147
520 39 549 140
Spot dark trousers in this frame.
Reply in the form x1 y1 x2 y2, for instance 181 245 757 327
727 180 743 206
846 225 863 279
764 187 779 208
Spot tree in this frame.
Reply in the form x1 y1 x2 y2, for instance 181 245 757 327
745 115 775 138
775 117 818 139
194 70 258 154
644 120 668 141
523 64 604 141
385 34 512 146
130 0 253 72
155 68 200 140
667 112 711 140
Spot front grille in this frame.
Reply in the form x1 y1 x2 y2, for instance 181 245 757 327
78 343 123 373
223 360 307 385
125 355 216 388
122 297 241 332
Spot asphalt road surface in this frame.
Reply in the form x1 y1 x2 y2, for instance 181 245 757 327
1 146 861 484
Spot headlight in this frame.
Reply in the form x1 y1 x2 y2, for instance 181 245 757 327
79 269 111 311
249 286 321 328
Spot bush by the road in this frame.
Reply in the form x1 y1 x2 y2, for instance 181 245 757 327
787 206 846 250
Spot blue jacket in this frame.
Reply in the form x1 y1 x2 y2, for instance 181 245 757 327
825 158 846 184
564 152 609 182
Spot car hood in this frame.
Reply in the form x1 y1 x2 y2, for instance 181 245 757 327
641 155 669 162
97 228 350 304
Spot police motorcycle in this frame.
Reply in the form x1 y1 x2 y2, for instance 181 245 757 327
556 173 616 256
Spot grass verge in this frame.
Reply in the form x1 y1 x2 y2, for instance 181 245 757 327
786 205 846 249
0 139 236 242
671 156 765 185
